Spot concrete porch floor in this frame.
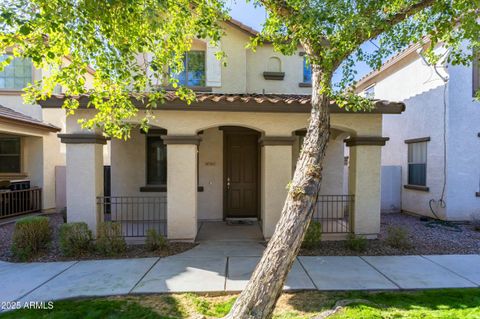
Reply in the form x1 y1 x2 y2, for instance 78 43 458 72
196 221 264 242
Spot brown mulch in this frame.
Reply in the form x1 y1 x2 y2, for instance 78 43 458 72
0 213 196 262
301 213 480 256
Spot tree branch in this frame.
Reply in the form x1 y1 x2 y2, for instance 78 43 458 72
369 0 436 40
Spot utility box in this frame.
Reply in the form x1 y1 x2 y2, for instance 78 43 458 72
381 166 402 214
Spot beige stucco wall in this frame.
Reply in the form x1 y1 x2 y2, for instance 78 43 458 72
198 127 223 220
349 144 383 237
246 47 311 94
261 144 292 238
167 143 198 240
111 129 149 199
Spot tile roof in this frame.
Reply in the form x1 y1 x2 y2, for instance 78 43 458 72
0 105 60 132
41 92 405 114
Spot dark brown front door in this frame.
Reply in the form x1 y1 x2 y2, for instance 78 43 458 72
224 129 259 218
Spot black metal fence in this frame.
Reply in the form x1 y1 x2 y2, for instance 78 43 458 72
0 187 42 219
313 195 354 233
97 196 167 237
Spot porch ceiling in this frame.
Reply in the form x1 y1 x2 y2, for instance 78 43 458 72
40 92 405 114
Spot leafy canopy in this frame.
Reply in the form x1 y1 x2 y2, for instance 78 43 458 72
0 0 227 138
0 0 479 138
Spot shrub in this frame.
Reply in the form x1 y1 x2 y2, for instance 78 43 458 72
385 226 412 249
345 233 368 252
59 222 93 257
145 229 167 251
96 222 126 255
11 216 52 261
302 221 322 249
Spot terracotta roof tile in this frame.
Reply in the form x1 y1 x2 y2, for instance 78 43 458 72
40 92 405 114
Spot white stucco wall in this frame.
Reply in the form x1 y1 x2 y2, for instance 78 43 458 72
445 48 480 220
366 43 480 220
373 48 449 218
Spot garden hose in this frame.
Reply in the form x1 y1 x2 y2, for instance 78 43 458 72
424 199 463 232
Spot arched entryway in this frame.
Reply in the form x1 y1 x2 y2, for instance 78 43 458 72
221 126 261 219
196 125 263 241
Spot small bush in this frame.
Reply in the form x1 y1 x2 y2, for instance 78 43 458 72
302 221 322 249
59 222 93 257
385 226 412 249
145 229 167 251
345 233 368 252
11 216 52 261
96 222 126 256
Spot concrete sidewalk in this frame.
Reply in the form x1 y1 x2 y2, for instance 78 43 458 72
1 242 479 303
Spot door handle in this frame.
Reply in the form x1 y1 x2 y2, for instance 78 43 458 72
227 177 231 191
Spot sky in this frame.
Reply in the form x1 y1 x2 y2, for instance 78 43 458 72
227 0 377 84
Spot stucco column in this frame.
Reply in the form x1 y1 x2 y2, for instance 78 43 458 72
346 136 389 238
260 136 294 239
163 135 202 241
59 134 106 236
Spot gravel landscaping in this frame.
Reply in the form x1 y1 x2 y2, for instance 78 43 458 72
1 212 479 261
0 213 196 262
301 213 480 256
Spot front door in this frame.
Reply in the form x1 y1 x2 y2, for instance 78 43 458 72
224 129 259 218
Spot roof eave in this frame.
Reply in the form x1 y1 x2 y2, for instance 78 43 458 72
0 116 61 133
39 95 405 115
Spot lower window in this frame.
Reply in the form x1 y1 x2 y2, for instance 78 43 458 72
0 136 21 173
407 141 427 186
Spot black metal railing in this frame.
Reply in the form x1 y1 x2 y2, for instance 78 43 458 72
313 195 354 233
97 196 167 237
0 187 42 219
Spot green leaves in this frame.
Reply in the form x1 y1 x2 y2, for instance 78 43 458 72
1 0 478 137
255 0 480 100
0 0 227 139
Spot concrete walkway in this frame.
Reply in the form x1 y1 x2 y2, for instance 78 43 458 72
1 240 479 303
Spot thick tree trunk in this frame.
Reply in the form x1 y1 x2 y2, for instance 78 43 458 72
223 65 330 319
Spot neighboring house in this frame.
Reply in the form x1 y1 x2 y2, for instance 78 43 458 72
355 42 480 221
39 20 404 241
0 52 100 218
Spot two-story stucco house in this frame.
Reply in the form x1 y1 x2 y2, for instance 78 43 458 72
0 53 70 218
28 20 405 242
355 41 480 221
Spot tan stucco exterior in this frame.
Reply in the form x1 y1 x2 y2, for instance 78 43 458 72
0 21 396 242
0 56 97 212
67 107 385 241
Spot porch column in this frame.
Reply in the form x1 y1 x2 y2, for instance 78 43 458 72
59 134 106 236
163 135 202 241
346 136 389 238
260 136 294 239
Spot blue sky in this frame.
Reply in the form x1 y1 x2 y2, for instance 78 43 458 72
227 0 376 83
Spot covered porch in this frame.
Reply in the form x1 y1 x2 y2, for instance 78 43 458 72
48 93 403 241
0 105 61 219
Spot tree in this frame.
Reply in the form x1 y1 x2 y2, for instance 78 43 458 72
1 1 479 318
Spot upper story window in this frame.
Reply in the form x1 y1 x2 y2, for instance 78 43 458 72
0 55 33 90
172 51 206 87
364 85 375 99
303 56 312 84
0 136 21 173
407 139 428 187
